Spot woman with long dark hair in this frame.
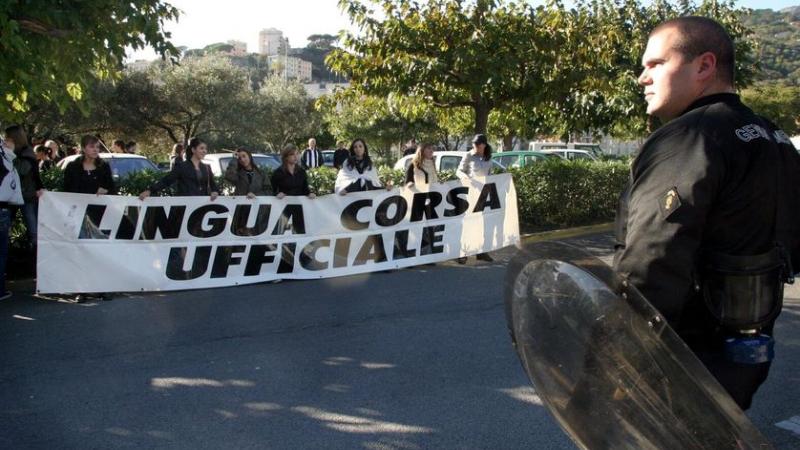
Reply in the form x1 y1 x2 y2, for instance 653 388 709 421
63 135 116 195
139 137 218 200
225 149 271 197
335 138 392 195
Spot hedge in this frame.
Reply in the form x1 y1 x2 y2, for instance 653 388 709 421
11 160 628 249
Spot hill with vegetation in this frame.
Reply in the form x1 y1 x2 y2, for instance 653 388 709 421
743 6 800 84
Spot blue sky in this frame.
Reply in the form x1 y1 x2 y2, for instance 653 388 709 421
127 1 800 61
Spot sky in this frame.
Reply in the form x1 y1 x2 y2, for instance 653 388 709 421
127 0 800 62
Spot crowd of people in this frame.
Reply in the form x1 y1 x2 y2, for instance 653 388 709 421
0 127 498 302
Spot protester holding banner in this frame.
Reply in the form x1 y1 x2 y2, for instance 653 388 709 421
456 134 495 264
3 125 43 249
139 138 219 200
405 143 439 188
335 139 392 195
63 135 116 195
270 144 315 199
225 149 271 198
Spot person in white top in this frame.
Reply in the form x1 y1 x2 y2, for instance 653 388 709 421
404 143 439 188
301 138 324 169
457 134 494 264
457 133 494 179
335 138 393 195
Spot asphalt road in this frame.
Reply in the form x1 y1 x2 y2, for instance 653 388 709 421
1 233 799 449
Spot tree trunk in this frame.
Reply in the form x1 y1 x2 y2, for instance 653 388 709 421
473 102 490 135
502 134 514 151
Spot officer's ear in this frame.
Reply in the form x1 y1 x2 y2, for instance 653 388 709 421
695 51 717 83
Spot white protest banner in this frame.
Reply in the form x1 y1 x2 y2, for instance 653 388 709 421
37 174 519 293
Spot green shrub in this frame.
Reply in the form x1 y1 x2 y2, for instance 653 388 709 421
509 159 629 228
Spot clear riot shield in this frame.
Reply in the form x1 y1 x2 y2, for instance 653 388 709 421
504 241 772 450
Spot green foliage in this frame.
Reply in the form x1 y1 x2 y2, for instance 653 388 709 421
307 167 339 195
378 167 405 188
15 55 324 160
40 167 64 191
0 0 179 121
510 159 629 228
115 170 174 196
741 84 800 135
328 0 757 141
741 6 800 84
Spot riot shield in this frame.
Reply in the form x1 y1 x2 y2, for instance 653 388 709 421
504 241 772 450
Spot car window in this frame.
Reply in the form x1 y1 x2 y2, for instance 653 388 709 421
439 155 462 171
253 155 281 170
569 152 592 160
322 152 334 164
108 158 159 179
523 154 545 165
496 155 520 168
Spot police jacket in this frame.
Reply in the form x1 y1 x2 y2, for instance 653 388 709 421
149 159 219 196
613 93 800 340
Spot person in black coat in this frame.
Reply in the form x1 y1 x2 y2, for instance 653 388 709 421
63 135 116 195
271 144 316 199
614 17 800 410
300 138 323 170
139 138 219 200
225 149 271 197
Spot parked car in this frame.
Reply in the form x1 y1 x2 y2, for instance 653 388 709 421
528 141 604 157
322 150 335 167
202 153 281 177
539 149 598 161
491 150 560 169
57 153 160 180
393 151 506 172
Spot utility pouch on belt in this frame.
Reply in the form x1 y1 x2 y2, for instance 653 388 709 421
701 246 788 331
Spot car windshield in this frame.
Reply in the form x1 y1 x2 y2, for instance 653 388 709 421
219 155 281 173
108 158 159 179
439 155 462 171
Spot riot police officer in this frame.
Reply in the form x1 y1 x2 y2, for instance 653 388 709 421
614 16 800 410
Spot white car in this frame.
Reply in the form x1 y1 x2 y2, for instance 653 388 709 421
393 151 505 172
57 153 160 180
528 141 603 157
202 153 281 177
539 149 598 161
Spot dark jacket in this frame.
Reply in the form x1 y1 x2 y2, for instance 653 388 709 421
300 148 324 169
224 162 271 196
270 166 311 196
333 148 350 170
149 159 219 196
13 146 43 202
63 157 116 195
614 94 799 325
612 93 800 411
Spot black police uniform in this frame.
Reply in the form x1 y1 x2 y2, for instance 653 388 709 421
613 93 800 410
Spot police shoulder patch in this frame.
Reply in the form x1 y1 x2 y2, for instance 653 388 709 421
659 187 681 219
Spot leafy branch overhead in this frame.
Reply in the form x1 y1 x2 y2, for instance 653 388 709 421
327 0 757 138
0 0 180 120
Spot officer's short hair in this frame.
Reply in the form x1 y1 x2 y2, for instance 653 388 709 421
651 16 735 86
